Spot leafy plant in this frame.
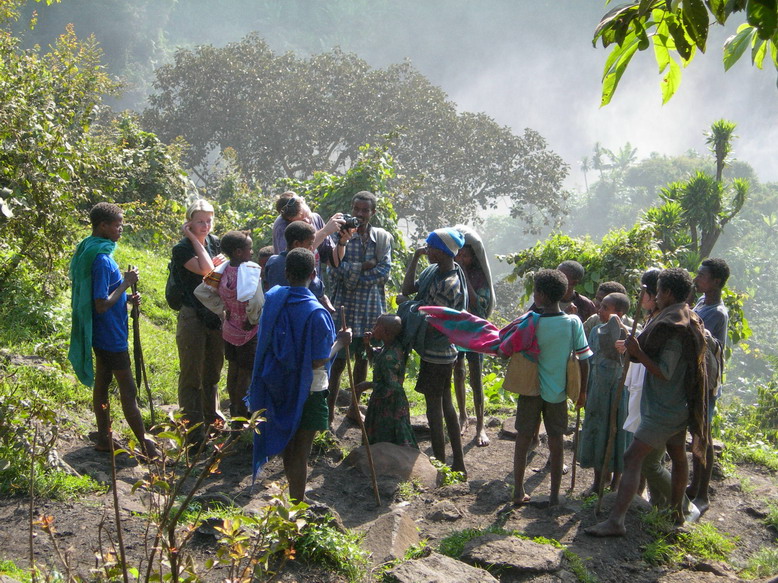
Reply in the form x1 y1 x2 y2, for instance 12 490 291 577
0 368 102 499
396 478 423 501
429 457 466 487
296 512 369 582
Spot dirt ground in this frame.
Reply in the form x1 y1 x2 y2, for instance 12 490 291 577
0 402 776 583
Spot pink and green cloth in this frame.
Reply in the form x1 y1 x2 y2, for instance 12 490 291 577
418 306 540 360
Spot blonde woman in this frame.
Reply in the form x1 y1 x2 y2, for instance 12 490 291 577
170 200 225 444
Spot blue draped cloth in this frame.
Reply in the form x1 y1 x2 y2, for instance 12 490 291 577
246 285 335 480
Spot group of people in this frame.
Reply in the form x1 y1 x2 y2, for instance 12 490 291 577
68 194 730 537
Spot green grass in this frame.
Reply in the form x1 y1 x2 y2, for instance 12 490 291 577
675 523 738 561
641 510 738 566
0 559 31 582
563 550 600 583
742 546 778 579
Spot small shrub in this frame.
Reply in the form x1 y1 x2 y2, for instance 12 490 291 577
396 478 423 501
296 513 369 582
429 457 466 486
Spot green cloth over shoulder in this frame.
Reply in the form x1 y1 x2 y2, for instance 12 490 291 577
68 236 116 387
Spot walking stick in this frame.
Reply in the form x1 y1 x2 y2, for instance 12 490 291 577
340 308 381 507
567 408 581 495
595 289 644 514
129 265 156 426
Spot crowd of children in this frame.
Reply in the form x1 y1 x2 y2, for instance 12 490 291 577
69 198 730 533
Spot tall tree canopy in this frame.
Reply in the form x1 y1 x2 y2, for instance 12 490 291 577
593 0 778 105
142 35 570 236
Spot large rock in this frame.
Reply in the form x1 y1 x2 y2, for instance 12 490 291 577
461 532 563 574
360 509 420 565
344 442 438 489
386 552 498 583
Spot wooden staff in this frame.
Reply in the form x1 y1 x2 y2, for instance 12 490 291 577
567 408 582 494
595 289 644 514
340 308 381 507
129 265 156 426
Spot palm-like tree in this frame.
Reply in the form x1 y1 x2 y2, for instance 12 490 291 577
705 119 737 182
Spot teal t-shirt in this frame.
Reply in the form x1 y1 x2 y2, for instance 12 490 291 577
536 312 593 403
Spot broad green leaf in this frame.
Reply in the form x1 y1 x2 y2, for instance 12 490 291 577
594 2 640 47
723 25 756 70
752 38 768 67
654 31 673 73
661 56 682 103
708 0 730 23
666 13 695 60
747 0 778 40
601 33 642 106
683 0 710 51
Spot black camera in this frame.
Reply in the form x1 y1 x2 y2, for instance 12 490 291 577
340 214 360 230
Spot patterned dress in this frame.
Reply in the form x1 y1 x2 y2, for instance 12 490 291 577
364 343 418 448
578 320 628 472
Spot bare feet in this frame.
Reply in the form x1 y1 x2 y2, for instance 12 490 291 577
459 415 469 435
585 519 626 537
512 493 531 507
475 427 490 447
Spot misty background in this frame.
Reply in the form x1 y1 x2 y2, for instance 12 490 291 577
15 0 778 391
19 0 778 190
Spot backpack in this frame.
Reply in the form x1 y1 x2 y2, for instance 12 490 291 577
165 260 184 311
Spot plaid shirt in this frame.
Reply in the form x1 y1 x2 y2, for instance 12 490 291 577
329 225 391 337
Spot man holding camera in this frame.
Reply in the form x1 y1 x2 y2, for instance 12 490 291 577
327 191 393 425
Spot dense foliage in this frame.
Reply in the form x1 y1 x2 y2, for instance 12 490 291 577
0 16 191 294
143 36 570 236
594 0 778 104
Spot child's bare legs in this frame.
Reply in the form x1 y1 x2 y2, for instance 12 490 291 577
453 354 469 432
93 352 156 458
425 393 446 462
226 362 251 430
665 431 689 525
442 385 466 476
92 356 114 451
513 433 532 505
586 438 654 536
114 368 157 458
420 361 465 477
547 433 564 505
467 352 488 447
282 428 317 503
326 357 346 425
